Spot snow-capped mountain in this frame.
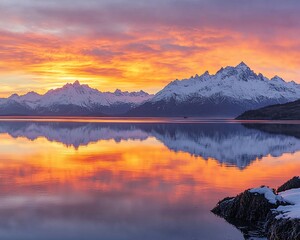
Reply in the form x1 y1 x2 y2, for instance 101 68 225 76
128 62 300 117
2 62 300 117
0 81 153 116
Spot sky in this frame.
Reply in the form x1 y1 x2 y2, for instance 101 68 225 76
0 0 300 96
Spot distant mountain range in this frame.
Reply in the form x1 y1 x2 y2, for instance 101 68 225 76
0 81 153 116
1 62 300 117
0 121 300 169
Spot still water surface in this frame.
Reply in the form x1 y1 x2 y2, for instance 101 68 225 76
0 119 299 240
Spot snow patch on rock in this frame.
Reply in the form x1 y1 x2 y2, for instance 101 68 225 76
276 189 300 219
250 187 283 204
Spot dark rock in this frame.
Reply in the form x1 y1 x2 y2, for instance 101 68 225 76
277 176 300 193
212 189 278 222
212 177 300 239
266 217 300 240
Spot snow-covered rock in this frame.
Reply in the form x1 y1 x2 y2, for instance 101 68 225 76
250 187 284 204
212 177 300 239
276 188 300 220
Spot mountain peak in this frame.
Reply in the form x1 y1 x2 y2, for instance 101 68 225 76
139 90 148 95
113 89 152 97
271 75 285 82
73 80 80 86
9 93 19 99
202 71 210 77
63 80 82 88
24 91 40 96
236 61 250 69
60 80 90 92
114 89 122 93
114 89 124 96
215 61 254 80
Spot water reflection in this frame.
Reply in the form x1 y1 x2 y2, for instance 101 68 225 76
0 121 299 239
0 121 300 168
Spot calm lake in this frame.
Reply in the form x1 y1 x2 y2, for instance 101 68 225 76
0 118 299 240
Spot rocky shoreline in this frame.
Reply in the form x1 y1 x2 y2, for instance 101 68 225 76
212 177 300 239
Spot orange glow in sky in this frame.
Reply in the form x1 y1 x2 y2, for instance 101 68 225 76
0 1 300 96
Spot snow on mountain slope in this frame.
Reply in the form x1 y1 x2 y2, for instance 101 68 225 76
0 81 153 115
9 92 42 108
39 81 151 108
153 62 300 102
128 62 300 117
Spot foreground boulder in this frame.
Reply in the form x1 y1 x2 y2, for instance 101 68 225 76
212 177 300 239
212 188 281 222
266 217 300 240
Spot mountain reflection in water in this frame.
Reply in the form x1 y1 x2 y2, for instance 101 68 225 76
0 120 299 240
0 121 299 169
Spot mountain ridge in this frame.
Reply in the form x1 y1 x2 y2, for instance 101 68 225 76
1 62 299 117
127 62 300 117
0 81 153 116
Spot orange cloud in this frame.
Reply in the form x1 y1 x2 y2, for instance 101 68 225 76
0 1 300 96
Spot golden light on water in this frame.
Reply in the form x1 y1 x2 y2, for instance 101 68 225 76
1 132 299 196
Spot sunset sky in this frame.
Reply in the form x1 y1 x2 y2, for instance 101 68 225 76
0 0 300 96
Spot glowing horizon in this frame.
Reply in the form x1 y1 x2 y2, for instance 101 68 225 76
1 0 300 97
